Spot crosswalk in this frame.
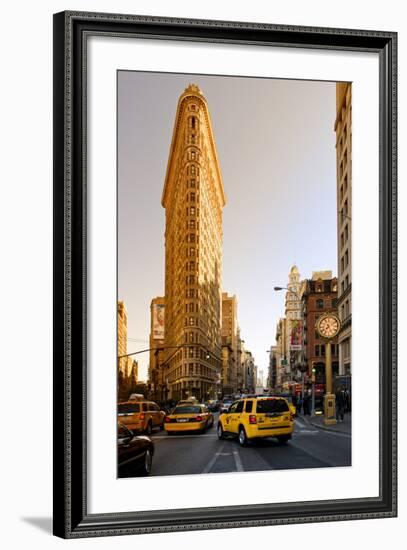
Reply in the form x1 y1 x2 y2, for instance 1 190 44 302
150 420 321 441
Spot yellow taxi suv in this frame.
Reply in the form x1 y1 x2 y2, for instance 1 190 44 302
217 396 294 446
164 404 214 434
118 400 165 435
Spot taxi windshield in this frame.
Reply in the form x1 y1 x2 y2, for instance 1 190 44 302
173 406 202 414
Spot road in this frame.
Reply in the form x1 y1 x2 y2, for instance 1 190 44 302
144 414 351 477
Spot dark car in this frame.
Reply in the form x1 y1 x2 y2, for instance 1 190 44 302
117 423 154 477
205 400 220 412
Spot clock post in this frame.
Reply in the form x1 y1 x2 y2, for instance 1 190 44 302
323 340 337 425
315 313 341 426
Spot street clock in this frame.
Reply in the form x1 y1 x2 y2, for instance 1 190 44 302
315 313 341 340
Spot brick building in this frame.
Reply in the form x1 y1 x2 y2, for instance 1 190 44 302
302 271 339 385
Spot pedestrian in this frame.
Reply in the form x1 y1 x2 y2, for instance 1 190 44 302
344 388 351 412
336 387 345 422
303 392 310 415
296 394 303 416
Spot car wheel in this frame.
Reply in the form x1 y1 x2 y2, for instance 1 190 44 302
139 449 152 476
238 426 248 447
277 435 291 445
217 423 225 440
145 421 153 436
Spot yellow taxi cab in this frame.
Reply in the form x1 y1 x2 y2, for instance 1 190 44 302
217 396 294 446
118 399 165 435
164 403 214 434
176 397 199 406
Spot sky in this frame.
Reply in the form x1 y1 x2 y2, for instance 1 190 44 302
118 71 337 381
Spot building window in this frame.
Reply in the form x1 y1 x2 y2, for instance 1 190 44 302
316 299 324 309
315 345 320 357
190 207 195 216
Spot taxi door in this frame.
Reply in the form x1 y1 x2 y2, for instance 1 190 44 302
228 400 244 434
223 401 238 432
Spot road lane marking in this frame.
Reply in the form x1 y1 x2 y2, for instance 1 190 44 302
151 433 219 440
232 449 244 472
201 441 226 473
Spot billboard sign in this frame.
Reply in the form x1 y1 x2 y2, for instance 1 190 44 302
153 303 165 340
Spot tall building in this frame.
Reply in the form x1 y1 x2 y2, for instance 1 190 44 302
117 300 128 381
236 328 244 393
301 271 339 384
161 84 226 401
335 83 352 375
239 349 255 393
267 346 278 390
221 292 238 395
284 265 304 378
275 317 288 387
117 300 139 399
149 297 166 401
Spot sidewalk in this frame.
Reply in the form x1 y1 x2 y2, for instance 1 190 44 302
299 411 352 435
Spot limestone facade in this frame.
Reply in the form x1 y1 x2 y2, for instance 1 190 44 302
284 265 305 377
161 84 226 401
335 83 352 375
221 292 238 395
117 300 128 378
149 297 166 400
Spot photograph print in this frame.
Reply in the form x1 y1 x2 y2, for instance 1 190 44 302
116 71 352 478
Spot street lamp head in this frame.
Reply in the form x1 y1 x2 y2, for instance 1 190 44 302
274 286 284 291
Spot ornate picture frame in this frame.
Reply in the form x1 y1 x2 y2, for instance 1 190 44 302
53 11 397 538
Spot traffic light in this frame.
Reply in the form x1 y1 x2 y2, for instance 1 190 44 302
311 362 316 383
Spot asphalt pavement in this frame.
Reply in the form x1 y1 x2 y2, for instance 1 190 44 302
147 413 351 477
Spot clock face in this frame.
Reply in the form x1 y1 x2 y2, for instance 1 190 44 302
317 315 340 339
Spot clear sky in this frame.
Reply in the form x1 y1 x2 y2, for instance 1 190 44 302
118 71 337 381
